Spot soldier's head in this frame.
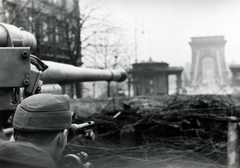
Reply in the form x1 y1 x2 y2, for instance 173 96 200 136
13 94 72 162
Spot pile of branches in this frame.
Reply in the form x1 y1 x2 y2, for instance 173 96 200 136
74 95 237 144
70 95 240 167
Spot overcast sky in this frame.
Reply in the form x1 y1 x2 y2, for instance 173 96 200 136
84 0 240 67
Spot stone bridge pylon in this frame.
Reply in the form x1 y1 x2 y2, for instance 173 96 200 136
189 36 228 93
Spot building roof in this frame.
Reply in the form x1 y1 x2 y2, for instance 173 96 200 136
230 65 240 71
132 61 183 75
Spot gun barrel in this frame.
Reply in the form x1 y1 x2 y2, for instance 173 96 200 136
41 61 127 84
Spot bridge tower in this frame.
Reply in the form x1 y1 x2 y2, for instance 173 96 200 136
189 36 228 90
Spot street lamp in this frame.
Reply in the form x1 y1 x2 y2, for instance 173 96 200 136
114 55 118 69
107 55 118 97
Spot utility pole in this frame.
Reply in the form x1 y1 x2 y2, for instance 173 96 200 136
134 21 138 63
114 55 118 96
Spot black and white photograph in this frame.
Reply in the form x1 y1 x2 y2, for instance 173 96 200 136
1 0 240 167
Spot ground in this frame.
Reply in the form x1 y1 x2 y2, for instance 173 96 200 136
65 140 226 168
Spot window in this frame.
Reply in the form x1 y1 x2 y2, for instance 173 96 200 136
42 22 48 42
55 27 59 42
150 79 153 85
150 88 153 94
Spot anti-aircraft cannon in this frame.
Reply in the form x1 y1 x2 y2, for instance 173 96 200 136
0 22 127 131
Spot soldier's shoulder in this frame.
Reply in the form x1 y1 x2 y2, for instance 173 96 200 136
0 139 57 168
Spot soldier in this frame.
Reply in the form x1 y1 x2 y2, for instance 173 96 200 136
0 94 72 168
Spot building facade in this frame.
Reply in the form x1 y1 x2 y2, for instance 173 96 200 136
230 65 240 86
132 61 183 96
